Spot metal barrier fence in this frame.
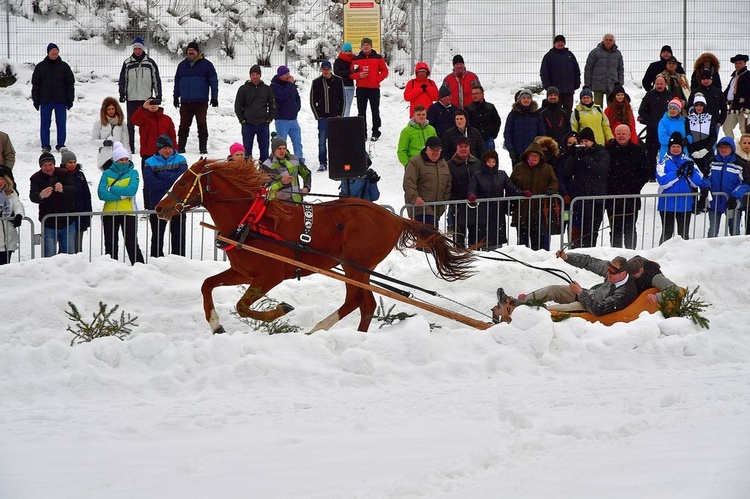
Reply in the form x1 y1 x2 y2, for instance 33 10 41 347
1 1 745 84
2 192 747 265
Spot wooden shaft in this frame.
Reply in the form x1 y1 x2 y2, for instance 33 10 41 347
201 222 493 330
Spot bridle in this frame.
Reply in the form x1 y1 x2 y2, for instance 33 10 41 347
165 165 213 213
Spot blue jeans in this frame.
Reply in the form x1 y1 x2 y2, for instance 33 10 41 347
343 87 355 117
39 102 67 149
707 209 742 237
275 119 304 162
317 117 329 167
241 122 270 163
43 222 75 257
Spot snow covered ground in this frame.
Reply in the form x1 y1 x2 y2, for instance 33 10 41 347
2 36 750 499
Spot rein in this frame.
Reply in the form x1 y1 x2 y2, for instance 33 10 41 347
165 166 211 213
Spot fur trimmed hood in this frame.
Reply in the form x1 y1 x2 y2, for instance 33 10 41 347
535 135 560 159
693 52 720 73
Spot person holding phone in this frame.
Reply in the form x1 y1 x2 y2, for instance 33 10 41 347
130 98 177 208
92 97 130 170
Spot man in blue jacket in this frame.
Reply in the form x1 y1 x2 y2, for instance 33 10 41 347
706 137 750 237
271 65 304 164
143 135 188 257
173 42 218 155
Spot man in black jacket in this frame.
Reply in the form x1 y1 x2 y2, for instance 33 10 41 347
309 61 345 172
642 45 685 91
427 86 456 140
235 65 276 163
29 152 76 257
688 71 727 130
31 43 75 153
441 110 484 160
465 85 502 151
539 86 571 146
540 35 580 111
638 75 673 172
605 125 651 249
446 137 482 247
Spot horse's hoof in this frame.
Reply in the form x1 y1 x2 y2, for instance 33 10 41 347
213 326 226 335
279 302 295 314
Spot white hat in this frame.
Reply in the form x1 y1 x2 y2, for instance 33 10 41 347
112 142 130 162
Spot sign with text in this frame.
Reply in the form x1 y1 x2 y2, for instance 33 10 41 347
342 0 382 53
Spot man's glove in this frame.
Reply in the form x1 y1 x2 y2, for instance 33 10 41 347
467 194 477 203
33 102 40 111
420 84 427 91
675 164 686 178
726 196 738 210
119 95 126 103
210 98 219 107
575 146 588 157
12 214 22 228
523 190 533 198
103 139 113 147
66 102 73 110
544 188 555 196
174 97 180 108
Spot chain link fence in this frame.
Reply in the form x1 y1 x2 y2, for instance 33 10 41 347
1 0 745 85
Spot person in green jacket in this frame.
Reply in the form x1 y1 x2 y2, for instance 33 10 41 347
397 105 437 166
261 135 311 202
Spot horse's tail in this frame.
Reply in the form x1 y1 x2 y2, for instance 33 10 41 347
397 218 475 282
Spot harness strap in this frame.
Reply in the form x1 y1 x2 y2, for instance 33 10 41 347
217 189 283 251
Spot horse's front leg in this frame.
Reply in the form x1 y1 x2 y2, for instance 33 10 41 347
235 275 294 323
201 268 249 335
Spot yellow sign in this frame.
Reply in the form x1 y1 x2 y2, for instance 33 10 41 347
342 0 382 54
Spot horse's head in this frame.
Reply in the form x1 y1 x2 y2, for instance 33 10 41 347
155 157 271 221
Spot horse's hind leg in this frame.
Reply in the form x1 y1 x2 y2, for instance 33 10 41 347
357 289 377 332
201 268 249 335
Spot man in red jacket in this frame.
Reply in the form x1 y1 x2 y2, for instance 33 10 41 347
442 54 481 110
130 98 177 207
351 37 389 141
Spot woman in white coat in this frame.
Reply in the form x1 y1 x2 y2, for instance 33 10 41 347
0 174 24 264
92 97 130 169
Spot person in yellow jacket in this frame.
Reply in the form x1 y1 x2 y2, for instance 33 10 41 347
97 142 144 264
571 86 613 145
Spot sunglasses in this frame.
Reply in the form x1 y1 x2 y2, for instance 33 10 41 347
607 263 624 275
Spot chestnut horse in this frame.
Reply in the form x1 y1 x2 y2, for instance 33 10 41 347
155 158 475 334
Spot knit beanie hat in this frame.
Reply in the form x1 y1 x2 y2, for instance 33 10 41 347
112 142 130 162
668 132 684 149
439 85 451 98
249 64 262 75
271 135 287 152
554 35 566 44
547 86 560 96
276 65 290 77
342 42 353 52
661 45 673 55
580 86 593 99
229 142 245 155
60 149 77 165
693 93 707 106
155 135 174 150
186 41 200 53
39 152 56 167
132 37 146 51
452 54 464 65
579 127 596 143
361 37 373 46
321 60 332 69
668 98 683 112
47 43 59 54
518 88 533 100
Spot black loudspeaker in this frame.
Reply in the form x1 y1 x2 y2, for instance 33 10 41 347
328 116 368 180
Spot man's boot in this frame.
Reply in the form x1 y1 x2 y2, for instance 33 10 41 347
177 128 189 154
198 133 208 155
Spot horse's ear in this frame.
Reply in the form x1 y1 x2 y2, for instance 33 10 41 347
193 158 207 170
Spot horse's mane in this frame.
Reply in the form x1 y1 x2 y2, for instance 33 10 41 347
202 157 290 229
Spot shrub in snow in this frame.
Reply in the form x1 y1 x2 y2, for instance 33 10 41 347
0 59 17 87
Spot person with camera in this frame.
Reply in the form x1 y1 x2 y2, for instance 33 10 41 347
655 132 709 244
559 127 609 248
0 173 24 265
130 97 177 207
118 37 162 152
92 97 130 170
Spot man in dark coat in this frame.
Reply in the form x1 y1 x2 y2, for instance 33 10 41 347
173 42 218 154
427 86 457 140
638 75 674 172
560 127 609 248
539 86 572 146
441 109 484 161
503 88 545 166
605 124 651 249
446 137 482 247
642 45 685 91
235 64 276 163
465 85 502 151
540 35 581 111
31 43 75 152
309 60 345 172
723 54 750 139
688 71 727 129
29 152 77 257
